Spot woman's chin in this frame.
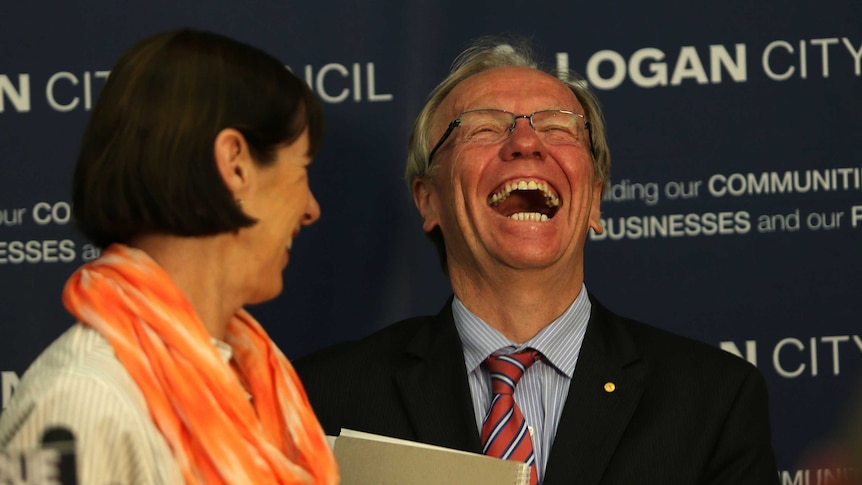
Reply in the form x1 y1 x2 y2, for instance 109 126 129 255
246 280 284 306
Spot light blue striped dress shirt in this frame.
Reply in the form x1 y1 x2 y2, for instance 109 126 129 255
452 285 591 485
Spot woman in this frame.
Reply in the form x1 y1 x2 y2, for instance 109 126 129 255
0 29 339 485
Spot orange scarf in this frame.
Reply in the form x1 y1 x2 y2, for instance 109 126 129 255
62 244 339 485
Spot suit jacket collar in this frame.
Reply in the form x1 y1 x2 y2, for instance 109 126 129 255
394 297 484 452
543 295 648 485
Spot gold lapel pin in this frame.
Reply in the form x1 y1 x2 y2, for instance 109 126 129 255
604 382 616 393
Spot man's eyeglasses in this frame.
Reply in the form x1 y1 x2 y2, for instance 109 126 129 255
426 109 592 166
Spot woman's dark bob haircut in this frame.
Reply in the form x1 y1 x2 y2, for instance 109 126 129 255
72 29 325 248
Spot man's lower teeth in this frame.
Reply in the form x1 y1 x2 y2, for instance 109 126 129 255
510 212 549 222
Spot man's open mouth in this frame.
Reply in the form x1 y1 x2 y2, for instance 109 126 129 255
488 179 561 222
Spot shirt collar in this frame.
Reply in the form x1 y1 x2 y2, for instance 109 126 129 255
211 338 234 364
453 284 591 378
211 338 254 401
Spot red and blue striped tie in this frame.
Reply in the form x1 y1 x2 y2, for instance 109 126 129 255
481 350 540 485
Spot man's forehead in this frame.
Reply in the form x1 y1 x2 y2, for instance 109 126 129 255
443 66 580 115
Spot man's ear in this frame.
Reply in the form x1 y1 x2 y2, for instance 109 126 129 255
213 128 253 197
412 177 440 233
588 179 604 235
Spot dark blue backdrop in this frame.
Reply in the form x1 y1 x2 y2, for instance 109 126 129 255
1 1 860 479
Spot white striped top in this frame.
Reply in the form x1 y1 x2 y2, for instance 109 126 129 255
0 323 234 485
453 285 591 485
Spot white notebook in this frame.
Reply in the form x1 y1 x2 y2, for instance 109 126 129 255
332 428 530 485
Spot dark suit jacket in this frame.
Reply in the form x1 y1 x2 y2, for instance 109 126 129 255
294 296 779 485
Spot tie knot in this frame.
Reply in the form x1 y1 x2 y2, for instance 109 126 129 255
486 350 539 395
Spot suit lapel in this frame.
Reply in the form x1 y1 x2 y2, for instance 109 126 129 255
394 300 483 453
543 298 648 485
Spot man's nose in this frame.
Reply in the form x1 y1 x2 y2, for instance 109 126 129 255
500 117 546 161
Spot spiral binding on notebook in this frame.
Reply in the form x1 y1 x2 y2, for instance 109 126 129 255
513 461 530 485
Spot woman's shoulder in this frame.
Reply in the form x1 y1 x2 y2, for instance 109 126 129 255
6 324 140 406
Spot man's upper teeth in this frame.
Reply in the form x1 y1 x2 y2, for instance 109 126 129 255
490 180 560 207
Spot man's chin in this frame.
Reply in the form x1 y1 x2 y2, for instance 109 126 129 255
489 246 569 271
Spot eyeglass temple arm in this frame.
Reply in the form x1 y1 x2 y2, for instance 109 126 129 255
426 119 460 167
585 120 597 161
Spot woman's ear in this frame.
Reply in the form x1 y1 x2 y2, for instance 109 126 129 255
214 128 253 196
